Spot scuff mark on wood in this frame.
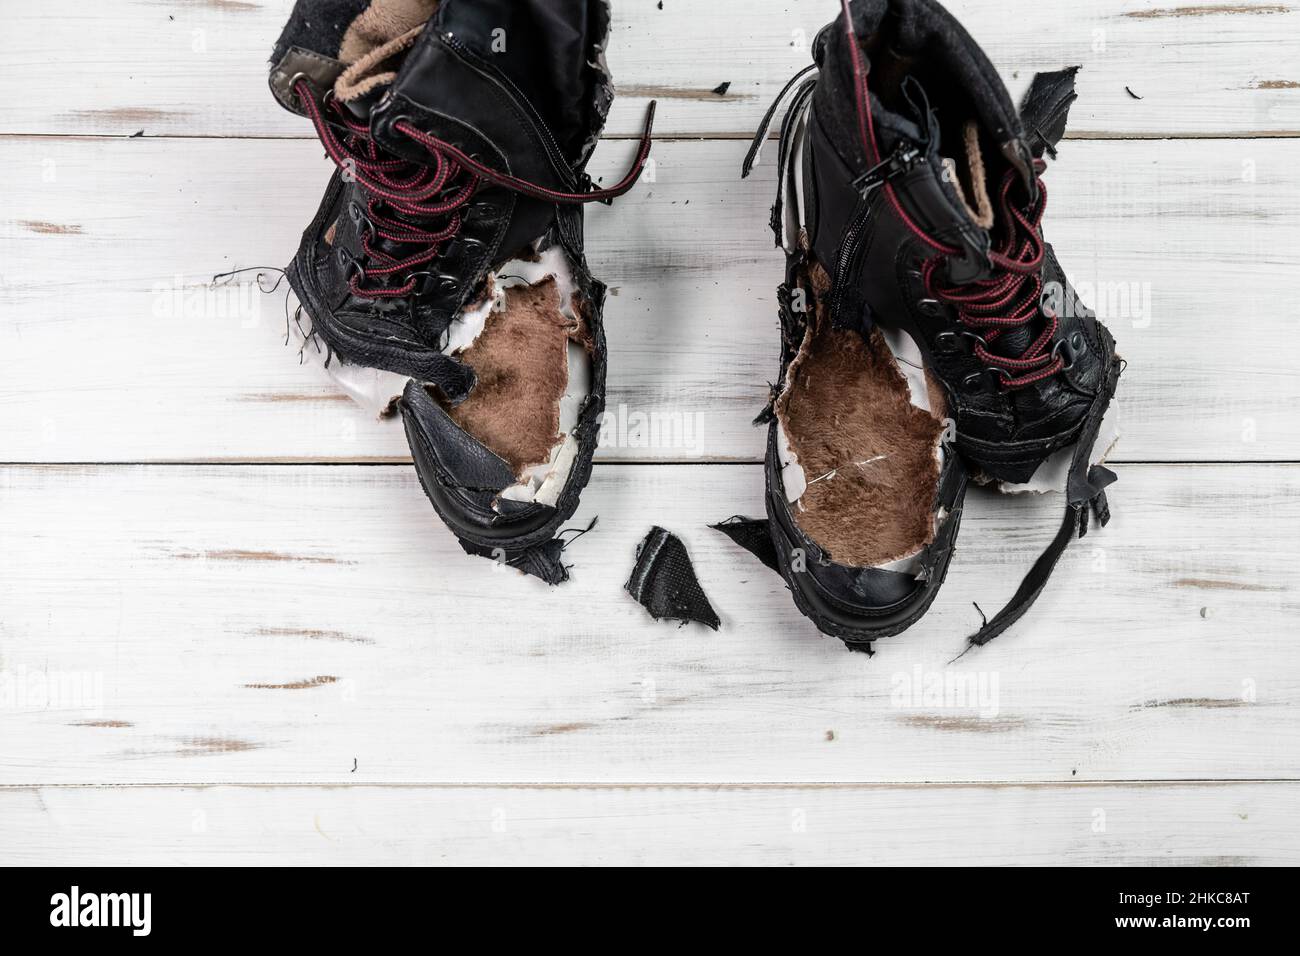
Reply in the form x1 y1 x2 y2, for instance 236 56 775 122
175 549 353 565
69 107 187 124
898 714 1026 733
533 721 597 736
69 719 133 728
124 736 263 758
1122 4 1289 18
620 85 755 102
208 0 261 11
237 391 352 404
243 675 339 690
254 627 374 645
1254 79 1300 88
1173 577 1282 592
174 736 260 757
1134 697 1247 710
314 813 334 841
19 221 83 236
19 220 84 235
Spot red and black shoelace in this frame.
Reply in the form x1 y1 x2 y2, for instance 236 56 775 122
921 158 1061 388
294 77 654 300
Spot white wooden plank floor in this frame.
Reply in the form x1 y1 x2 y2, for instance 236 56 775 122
2 0 1299 866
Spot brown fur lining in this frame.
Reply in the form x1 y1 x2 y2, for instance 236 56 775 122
945 120 994 229
336 3 579 480
440 277 581 480
775 263 945 567
335 0 438 101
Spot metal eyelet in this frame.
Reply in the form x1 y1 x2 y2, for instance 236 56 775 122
934 331 964 355
937 329 986 355
286 73 312 108
963 367 1010 393
1052 331 1086 371
346 202 374 238
405 271 434 295
402 272 459 299
917 298 945 318
335 249 364 283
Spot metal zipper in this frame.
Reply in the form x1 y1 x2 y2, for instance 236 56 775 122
828 144 924 326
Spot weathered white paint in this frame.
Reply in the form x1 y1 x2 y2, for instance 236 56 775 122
2 0 1297 867
0 464 1294 786
1 1 1298 138
2 782 1293 866
1 138 1295 462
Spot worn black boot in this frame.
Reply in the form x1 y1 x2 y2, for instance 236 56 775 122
269 0 652 583
744 0 1121 646
723 54 965 653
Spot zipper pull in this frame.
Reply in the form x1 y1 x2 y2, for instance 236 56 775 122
852 144 921 197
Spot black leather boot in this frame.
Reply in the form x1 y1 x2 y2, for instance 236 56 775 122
725 60 966 654
745 0 1121 646
268 0 653 583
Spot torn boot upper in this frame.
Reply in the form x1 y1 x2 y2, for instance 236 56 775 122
743 0 1121 647
269 0 654 577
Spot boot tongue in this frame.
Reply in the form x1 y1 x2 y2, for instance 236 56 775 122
938 119 1035 357
939 121 994 232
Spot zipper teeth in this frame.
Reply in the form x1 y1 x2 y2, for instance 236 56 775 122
828 192 875 321
827 149 925 324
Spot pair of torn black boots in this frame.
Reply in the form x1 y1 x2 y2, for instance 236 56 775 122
269 0 1120 650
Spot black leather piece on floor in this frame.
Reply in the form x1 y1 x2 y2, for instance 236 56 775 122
1019 66 1080 157
458 535 570 586
710 516 781 575
625 527 720 630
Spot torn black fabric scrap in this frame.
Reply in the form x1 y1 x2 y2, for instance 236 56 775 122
625 527 720 630
710 516 781 575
